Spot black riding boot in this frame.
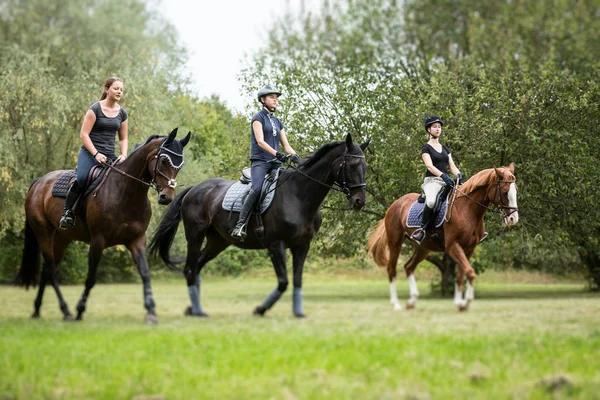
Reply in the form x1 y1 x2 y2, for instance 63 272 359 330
410 205 433 244
59 182 82 230
231 190 259 241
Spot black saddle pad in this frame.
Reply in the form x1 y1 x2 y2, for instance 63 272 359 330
51 171 76 198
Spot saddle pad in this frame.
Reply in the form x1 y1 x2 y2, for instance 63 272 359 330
221 169 280 214
406 198 449 228
51 171 76 198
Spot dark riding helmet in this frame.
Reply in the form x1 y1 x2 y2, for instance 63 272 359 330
257 85 282 103
424 116 444 132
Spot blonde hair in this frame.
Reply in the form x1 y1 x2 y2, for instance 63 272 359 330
100 77 123 100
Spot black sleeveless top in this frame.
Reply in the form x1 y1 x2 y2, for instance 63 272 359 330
82 101 128 157
421 143 450 177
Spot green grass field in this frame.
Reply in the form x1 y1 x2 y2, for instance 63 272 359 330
1 270 599 399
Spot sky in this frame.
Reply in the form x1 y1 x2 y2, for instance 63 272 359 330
155 0 322 113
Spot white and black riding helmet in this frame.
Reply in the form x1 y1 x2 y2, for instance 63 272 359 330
424 116 444 132
257 85 282 104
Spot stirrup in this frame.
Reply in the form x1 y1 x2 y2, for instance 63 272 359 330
410 228 425 244
479 231 489 243
59 211 76 230
231 224 247 241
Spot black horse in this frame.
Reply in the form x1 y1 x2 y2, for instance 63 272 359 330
17 128 191 324
149 134 369 317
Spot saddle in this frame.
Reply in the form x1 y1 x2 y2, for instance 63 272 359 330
221 167 281 214
406 187 452 229
51 165 109 199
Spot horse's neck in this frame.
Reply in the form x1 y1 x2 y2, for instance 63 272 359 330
288 150 341 214
458 185 490 220
107 148 153 197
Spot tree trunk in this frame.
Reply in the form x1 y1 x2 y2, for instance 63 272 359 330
426 253 456 297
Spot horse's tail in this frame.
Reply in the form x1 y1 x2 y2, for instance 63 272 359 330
368 219 389 267
16 219 40 289
149 186 193 269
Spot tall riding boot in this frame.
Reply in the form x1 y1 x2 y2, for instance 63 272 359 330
231 190 259 241
59 182 82 230
410 205 434 244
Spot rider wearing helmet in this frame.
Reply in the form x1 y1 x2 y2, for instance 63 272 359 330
410 116 463 244
231 85 300 241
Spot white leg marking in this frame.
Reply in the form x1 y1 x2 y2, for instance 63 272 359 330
465 280 475 301
390 279 402 310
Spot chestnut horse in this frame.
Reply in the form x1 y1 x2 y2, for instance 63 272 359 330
17 128 190 324
368 163 519 311
149 134 368 318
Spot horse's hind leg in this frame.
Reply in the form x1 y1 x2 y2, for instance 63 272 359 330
254 241 287 316
186 230 229 317
403 247 429 309
386 229 404 311
34 234 73 320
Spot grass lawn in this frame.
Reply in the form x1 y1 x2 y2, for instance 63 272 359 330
1 269 599 399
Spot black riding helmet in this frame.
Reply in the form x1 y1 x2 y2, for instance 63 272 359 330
257 85 282 103
424 116 444 132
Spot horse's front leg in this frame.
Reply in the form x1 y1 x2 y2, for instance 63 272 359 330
446 242 476 311
254 241 288 316
291 244 311 318
128 236 157 325
75 237 105 321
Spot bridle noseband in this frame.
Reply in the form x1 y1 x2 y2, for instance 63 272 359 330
150 144 184 192
335 150 367 199
492 179 519 218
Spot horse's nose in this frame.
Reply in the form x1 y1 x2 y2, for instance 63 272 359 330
353 197 365 210
159 193 172 205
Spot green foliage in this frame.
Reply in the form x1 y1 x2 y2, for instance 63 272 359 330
239 0 600 281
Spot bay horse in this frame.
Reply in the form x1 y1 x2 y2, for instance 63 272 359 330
149 134 369 318
17 128 191 324
368 163 519 311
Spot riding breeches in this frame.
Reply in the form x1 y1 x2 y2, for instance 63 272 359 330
421 176 445 209
250 161 279 193
75 148 115 187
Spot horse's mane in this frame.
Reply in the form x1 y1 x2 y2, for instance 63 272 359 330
299 140 344 169
459 166 515 195
130 135 164 155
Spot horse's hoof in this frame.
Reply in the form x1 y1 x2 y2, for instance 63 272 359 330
76 314 83 321
253 307 266 317
184 306 209 317
30 312 40 319
144 314 158 325
63 314 75 321
406 302 416 310
457 303 470 312
392 304 402 311
294 312 306 318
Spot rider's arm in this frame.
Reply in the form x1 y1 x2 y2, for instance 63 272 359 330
279 129 296 155
252 120 277 156
117 119 128 159
80 109 98 155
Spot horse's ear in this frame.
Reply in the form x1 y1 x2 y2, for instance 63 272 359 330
180 131 191 148
507 162 515 174
345 133 353 148
360 138 371 151
493 165 502 178
166 127 178 144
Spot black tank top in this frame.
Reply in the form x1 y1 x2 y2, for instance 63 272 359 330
421 144 450 177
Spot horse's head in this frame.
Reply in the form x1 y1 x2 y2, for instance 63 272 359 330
148 128 191 205
334 133 369 210
491 162 519 226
